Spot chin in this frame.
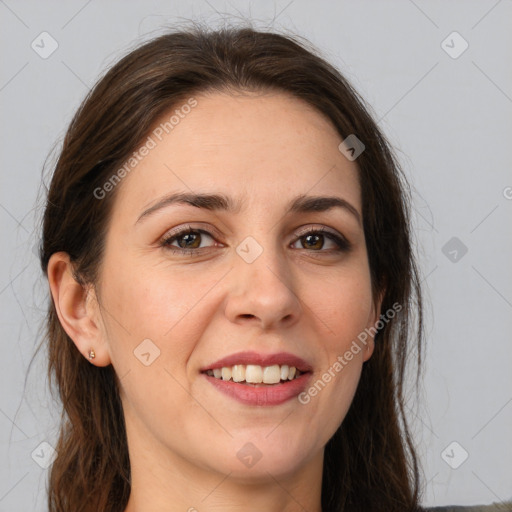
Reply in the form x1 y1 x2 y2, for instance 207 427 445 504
207 438 314 481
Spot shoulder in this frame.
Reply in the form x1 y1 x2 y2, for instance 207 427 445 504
423 502 512 512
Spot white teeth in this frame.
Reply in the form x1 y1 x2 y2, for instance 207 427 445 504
206 364 302 384
263 364 281 384
245 364 263 383
231 364 246 382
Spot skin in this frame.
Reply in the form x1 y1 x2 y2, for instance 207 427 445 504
48 90 384 512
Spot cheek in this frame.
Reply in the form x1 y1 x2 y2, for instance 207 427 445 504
323 294 373 397
293 263 374 429
99 255 229 399
101 257 213 343
312 265 374 343
101 263 214 438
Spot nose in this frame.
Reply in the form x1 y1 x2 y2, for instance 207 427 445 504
224 240 302 330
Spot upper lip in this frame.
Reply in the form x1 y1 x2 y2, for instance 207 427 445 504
201 351 313 373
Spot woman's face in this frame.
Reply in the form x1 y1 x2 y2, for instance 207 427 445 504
93 91 382 483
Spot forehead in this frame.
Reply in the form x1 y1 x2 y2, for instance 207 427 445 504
111 90 361 219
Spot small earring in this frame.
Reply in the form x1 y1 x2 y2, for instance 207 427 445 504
88 349 96 360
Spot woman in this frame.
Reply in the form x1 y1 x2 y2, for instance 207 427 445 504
39 23 467 512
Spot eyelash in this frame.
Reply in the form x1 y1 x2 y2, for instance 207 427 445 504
159 225 351 256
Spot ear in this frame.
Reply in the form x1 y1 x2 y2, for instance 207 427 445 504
47 252 111 367
362 287 386 363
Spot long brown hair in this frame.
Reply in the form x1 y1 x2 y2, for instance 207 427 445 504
39 22 424 512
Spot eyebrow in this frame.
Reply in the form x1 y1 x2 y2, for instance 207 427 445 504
135 192 361 226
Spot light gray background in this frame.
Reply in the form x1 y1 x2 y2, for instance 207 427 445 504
1 0 511 510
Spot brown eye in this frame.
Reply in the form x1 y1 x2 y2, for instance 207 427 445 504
292 228 351 252
174 231 202 249
301 233 325 250
161 228 216 254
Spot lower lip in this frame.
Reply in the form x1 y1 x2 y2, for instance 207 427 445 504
202 372 312 406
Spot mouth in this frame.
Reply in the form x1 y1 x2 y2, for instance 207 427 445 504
199 351 313 405
201 367 312 406
201 364 308 386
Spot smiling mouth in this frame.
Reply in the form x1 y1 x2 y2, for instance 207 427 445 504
201 364 313 406
201 364 306 386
